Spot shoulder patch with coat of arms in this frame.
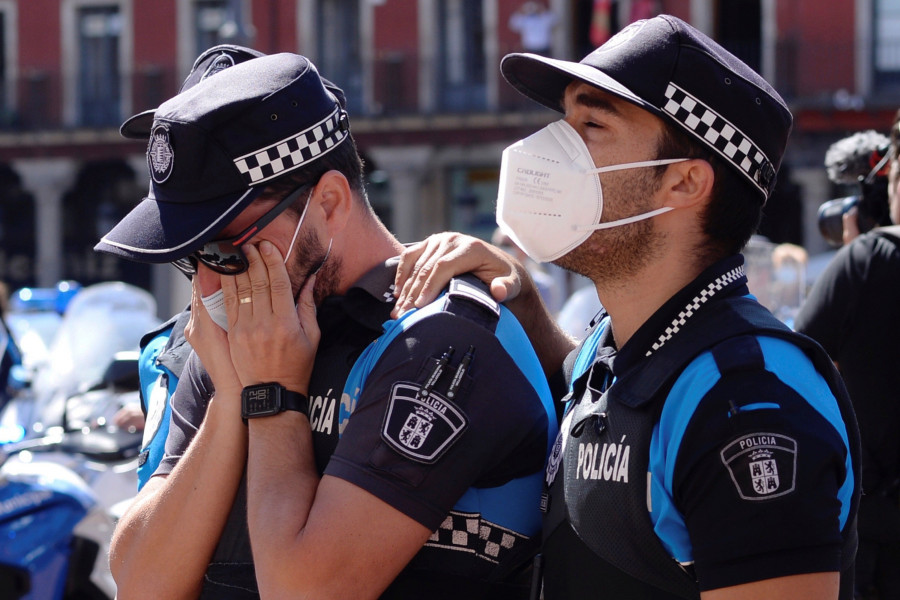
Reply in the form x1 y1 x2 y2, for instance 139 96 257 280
720 432 797 500
381 382 468 464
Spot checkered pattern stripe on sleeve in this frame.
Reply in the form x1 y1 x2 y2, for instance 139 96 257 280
425 510 529 565
234 107 348 185
662 83 775 197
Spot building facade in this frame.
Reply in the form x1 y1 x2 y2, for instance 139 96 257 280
0 0 897 316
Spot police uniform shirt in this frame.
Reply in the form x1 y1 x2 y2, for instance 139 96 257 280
543 254 855 597
156 259 551 598
136 307 191 490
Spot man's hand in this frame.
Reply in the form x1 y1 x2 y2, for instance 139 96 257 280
221 241 320 393
841 206 861 245
392 232 526 318
185 276 242 396
392 232 575 376
112 403 145 432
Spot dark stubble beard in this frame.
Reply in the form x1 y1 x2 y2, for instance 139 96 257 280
555 168 665 290
286 229 341 306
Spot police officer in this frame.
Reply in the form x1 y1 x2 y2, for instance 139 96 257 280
393 15 860 599
99 52 554 599
120 44 264 490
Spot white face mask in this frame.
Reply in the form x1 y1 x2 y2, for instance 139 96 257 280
200 289 229 331
200 191 313 332
496 119 688 263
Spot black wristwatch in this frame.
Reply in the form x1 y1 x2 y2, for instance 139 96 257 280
241 383 309 422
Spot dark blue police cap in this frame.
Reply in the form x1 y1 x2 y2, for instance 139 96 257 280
119 44 267 140
501 14 792 202
120 44 347 140
96 52 350 263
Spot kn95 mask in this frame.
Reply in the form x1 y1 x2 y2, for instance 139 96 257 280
496 119 687 263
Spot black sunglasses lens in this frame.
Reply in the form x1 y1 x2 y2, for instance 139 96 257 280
172 256 198 275
197 241 248 274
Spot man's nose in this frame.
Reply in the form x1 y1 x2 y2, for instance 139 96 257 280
195 263 222 296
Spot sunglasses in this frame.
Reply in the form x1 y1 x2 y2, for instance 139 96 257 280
172 185 311 276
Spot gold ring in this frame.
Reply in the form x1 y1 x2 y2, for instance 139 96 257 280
239 297 252 304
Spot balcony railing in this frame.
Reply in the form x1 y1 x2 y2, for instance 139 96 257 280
0 53 545 134
3 43 900 134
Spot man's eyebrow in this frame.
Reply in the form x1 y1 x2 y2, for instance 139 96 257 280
573 91 622 115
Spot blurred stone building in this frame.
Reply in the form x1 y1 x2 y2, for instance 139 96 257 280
0 0 895 316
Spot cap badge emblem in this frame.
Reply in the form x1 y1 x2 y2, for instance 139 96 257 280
148 125 174 184
595 20 645 53
202 53 236 81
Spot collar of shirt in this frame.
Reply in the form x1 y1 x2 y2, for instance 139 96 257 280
317 257 399 333
607 254 750 377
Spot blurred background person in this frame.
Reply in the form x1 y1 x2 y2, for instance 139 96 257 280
554 281 603 341
795 113 900 600
0 280 22 413
817 129 893 248
508 0 558 57
492 226 565 316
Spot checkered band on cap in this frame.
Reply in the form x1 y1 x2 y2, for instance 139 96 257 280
234 106 349 185
662 83 776 197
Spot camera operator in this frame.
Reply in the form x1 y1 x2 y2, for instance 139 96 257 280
818 130 892 247
795 114 900 600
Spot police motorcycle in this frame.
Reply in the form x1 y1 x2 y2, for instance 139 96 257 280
2 281 82 431
0 282 160 599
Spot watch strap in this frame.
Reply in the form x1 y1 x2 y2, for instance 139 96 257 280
241 383 309 423
281 389 309 417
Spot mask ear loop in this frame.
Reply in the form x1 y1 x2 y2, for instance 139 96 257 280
587 158 689 175
293 238 333 305
284 189 315 265
576 207 675 231
575 158 689 231
312 238 333 276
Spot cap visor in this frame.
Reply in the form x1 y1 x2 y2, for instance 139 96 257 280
120 109 156 140
501 53 658 115
94 186 261 264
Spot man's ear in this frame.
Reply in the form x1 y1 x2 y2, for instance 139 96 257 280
661 158 715 209
313 170 353 233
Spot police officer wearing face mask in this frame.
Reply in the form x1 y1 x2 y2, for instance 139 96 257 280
119 44 268 493
97 53 556 599
393 15 861 600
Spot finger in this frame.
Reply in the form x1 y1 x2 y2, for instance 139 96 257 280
410 242 466 306
394 241 426 300
242 242 275 313
219 270 243 328
394 237 452 316
258 240 295 315
393 242 432 317
186 275 227 346
403 237 481 309
842 209 860 245
490 275 516 303
393 239 438 313
230 256 254 314
185 276 202 344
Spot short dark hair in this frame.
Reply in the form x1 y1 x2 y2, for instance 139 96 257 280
261 133 368 215
655 121 763 263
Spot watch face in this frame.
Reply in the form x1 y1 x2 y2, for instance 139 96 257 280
243 385 279 417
